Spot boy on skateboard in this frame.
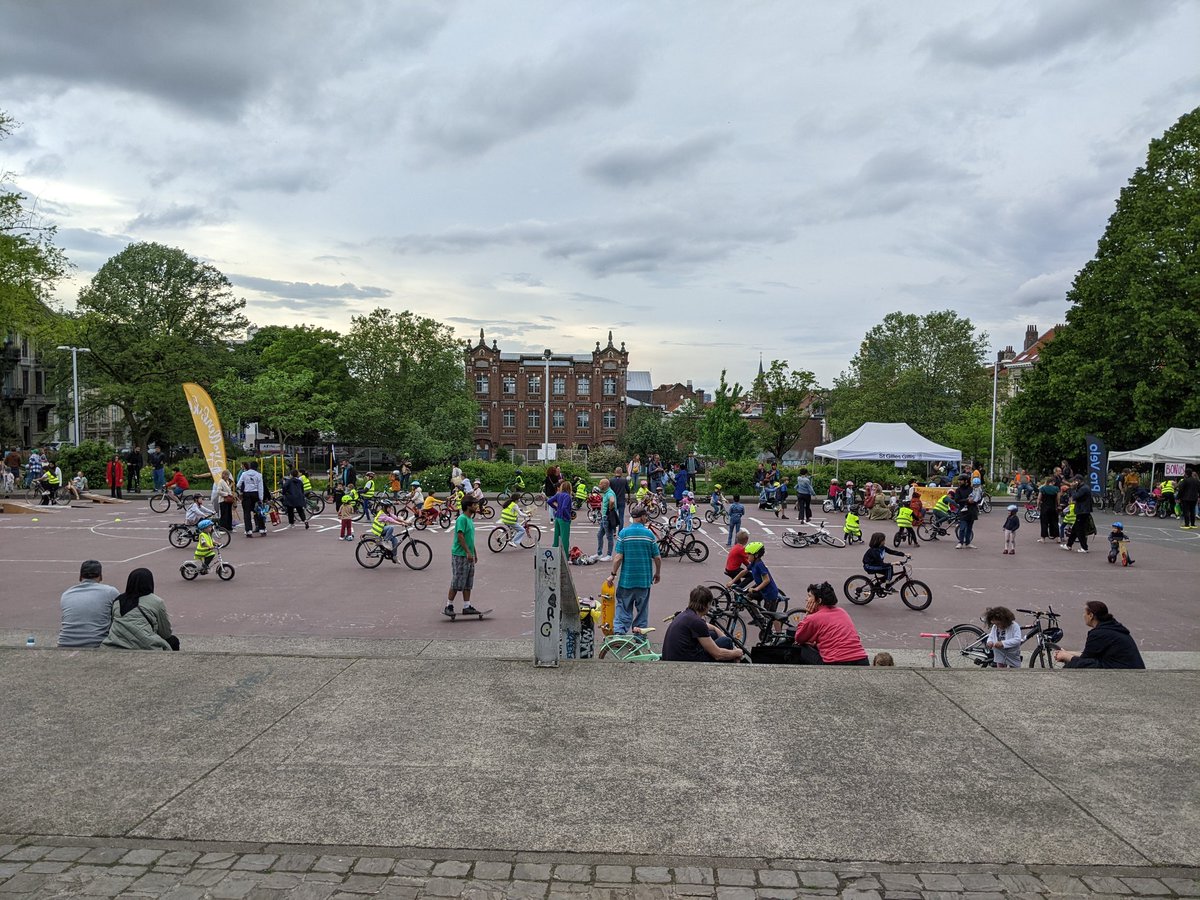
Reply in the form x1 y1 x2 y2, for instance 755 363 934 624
445 495 482 618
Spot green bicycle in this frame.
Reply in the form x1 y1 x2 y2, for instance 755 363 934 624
597 627 660 661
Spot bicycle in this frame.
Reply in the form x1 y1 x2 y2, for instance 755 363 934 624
1022 503 1041 523
650 520 709 562
168 522 232 549
498 484 535 506
148 488 187 514
354 529 433 570
487 521 542 551
1125 497 1157 517
781 520 847 549
413 505 454 530
707 584 803 649
916 512 959 542
940 606 1065 668
842 557 932 610
304 491 327 516
597 627 661 660
24 481 72 506
704 502 728 525
180 544 235 581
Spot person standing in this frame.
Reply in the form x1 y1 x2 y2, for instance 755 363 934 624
627 454 642 491
685 451 699 494
647 455 662 491
25 448 44 488
5 447 21 489
547 478 573 548
105 454 124 500
595 477 616 560
214 470 236 532
400 459 413 491
125 445 143 493
1064 478 1094 553
58 559 120 648
236 461 266 537
1036 476 1059 543
610 466 629 528
445 495 480 617
606 503 662 634
673 463 687 506
148 446 166 492
1177 468 1200 530
795 468 814 524
281 469 309 529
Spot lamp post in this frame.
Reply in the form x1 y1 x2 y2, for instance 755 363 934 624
988 353 1000 483
55 345 91 447
543 349 552 461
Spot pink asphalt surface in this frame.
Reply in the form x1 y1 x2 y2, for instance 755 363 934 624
1 498 1197 651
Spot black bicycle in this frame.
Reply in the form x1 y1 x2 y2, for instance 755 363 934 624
168 522 232 549
843 557 932 610
916 512 959 542
650 521 709 562
354 529 433 571
940 606 1065 668
707 583 803 649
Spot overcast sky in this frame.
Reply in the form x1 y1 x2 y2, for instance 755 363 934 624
3 1 1197 390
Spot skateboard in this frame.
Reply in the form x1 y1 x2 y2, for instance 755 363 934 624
443 607 492 621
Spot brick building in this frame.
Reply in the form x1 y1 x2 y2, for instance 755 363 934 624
466 330 629 460
1 332 55 449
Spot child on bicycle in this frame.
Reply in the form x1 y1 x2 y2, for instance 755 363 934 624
985 606 1022 668
726 494 744 547
635 479 650 504
194 519 217 574
1107 521 1134 565
166 467 189 498
421 491 444 524
370 507 405 557
709 483 725 515
827 478 841 508
894 501 917 547
1003 504 1020 555
677 491 696 533
862 532 906 586
184 494 216 527
734 541 783 614
843 506 862 543
500 495 530 546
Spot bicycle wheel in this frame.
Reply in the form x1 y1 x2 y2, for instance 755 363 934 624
149 493 171 513
306 493 326 516
819 533 846 548
519 491 535 507
685 536 709 563
844 575 875 605
487 527 508 553
213 526 232 548
781 530 804 548
1023 509 1037 523
1028 641 1061 669
355 539 385 568
704 509 717 523
900 579 933 611
916 523 937 542
519 524 541 548
588 507 600 524
402 538 433 571
478 502 494 519
533 493 546 508
940 624 989 668
714 612 748 647
980 494 992 513
55 490 72 506
414 516 427 530
168 526 192 549
216 563 235 581
180 563 199 581
438 510 453 529
822 499 834 512
1124 502 1140 516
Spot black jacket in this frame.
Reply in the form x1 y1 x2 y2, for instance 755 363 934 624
1065 619 1145 669
281 476 306 508
1177 474 1200 503
1072 484 1094 515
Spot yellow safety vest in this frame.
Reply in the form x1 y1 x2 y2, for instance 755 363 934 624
1063 504 1076 525
46 470 61 485
896 507 914 527
844 512 861 534
575 483 588 500
501 503 519 525
1159 481 1174 495
371 511 387 536
300 476 312 492
196 532 215 556
935 495 951 513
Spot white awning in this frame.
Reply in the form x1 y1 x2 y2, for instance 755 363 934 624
815 422 962 462
1109 428 1200 464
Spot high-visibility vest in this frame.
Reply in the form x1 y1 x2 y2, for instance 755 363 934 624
371 511 387 536
341 489 359 504
1159 481 1174 495
844 512 861 534
501 503 519 525
300 476 312 492
196 532 215 556
574 482 588 500
1063 504 1076 525
363 479 375 495
46 469 61 485
896 507 914 528
935 494 951 513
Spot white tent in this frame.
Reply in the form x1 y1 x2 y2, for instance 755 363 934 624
815 422 962 463
1108 428 1200 464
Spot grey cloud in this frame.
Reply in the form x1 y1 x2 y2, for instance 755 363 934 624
923 0 1176 68
127 202 234 231
231 275 392 301
583 132 729 187
23 153 65 177
1011 269 1075 308
0 1 451 119
410 31 644 158
506 272 545 287
800 148 976 222
57 227 133 258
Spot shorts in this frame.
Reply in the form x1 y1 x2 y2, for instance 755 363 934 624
450 554 475 591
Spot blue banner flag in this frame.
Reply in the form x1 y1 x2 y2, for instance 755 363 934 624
1085 434 1107 495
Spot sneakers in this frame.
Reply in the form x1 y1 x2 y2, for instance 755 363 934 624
304 522 309 530
1002 549 1010 555
1061 544 1070 551
461 605 480 616
966 544 977 550
599 555 612 562
1036 538 1045 543
1076 548 1088 553
954 543 963 549
443 604 455 617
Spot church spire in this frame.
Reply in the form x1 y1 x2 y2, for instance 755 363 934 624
757 354 764 378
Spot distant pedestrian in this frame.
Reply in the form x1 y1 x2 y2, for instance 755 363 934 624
1177 468 1200 530
148 446 166 491
281 469 309 529
214 470 236 532
595 477 616 560
236 461 266 537
547 478 573 548
726 494 745 547
673 464 687 504
1037 476 1059 543
610 466 629 527
1002 504 1020 555
1064 478 1094 553
685 452 699 493
105 454 124 500
125 445 143 493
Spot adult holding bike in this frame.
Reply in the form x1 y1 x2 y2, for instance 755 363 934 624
791 581 869 666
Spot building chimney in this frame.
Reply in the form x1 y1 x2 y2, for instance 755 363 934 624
686 380 692 390
1023 325 1038 352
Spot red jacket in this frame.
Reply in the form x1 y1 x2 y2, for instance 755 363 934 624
106 460 124 487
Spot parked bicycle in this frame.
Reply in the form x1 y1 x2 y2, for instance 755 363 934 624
168 522 232 549
597 627 661 661
354 529 433 570
706 583 803 649
940 606 1064 668
1022 503 1041 523
842 557 932 610
304 490 327 516
650 520 709 562
1125 496 1157 517
781 520 847 549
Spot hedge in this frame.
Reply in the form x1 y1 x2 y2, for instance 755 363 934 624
707 460 932 497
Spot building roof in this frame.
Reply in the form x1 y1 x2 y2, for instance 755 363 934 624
499 353 592 363
626 370 653 393
1005 327 1059 369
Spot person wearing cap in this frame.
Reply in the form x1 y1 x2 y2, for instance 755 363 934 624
58 560 120 648
606 502 662 634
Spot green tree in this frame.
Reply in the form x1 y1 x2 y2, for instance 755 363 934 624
618 407 678 462
68 242 248 452
1004 107 1200 469
826 311 990 446
669 398 702 452
212 369 334 450
751 360 820 462
697 370 754 461
232 324 352 399
336 308 473 466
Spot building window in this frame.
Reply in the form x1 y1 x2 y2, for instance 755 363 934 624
527 409 540 429
503 410 516 428
577 376 590 396
35 371 45 395
475 374 489 393
478 409 489 427
527 374 541 395
503 375 517 395
602 376 616 396
553 375 566 395
552 410 565 428
577 409 590 429
603 409 617 430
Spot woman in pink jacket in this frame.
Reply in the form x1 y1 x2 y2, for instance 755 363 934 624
792 581 869 666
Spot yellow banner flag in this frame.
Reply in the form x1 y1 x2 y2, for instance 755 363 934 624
182 383 227 479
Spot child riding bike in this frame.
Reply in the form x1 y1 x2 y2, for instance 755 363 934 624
863 532 907 588
843 507 863 543
500 495 532 546
194 519 217 574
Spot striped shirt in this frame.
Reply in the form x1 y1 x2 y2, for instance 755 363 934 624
614 523 660 589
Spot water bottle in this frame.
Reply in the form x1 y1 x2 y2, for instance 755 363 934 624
26 635 36 648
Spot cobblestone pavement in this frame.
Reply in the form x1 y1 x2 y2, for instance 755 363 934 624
1 839 1197 900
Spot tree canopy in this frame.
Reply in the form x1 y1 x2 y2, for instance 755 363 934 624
826 311 990 450
618 407 678 463
697 370 754 461
1003 106 1200 469
751 360 820 462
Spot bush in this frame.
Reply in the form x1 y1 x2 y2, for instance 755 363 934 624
412 459 589 495
54 441 116 490
586 447 626 475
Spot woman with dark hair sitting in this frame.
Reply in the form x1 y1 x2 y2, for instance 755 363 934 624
791 581 869 666
1055 601 1144 669
661 586 743 662
102 568 180 651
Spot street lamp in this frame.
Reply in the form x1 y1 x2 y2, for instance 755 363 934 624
543 349 552 461
988 352 1000 483
55 345 91 447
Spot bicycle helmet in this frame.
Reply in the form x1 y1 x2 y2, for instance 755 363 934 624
411 480 421 487
1007 504 1018 511
830 478 839 483
514 468 523 474
714 483 721 490
1113 521 1123 529
746 541 764 555
972 477 981 485
197 519 213 530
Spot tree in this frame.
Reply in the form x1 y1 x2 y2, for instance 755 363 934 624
618 407 678 462
335 308 473 466
697 370 754 461
669 398 702 452
231 324 352 400
1004 107 1200 469
69 242 248 452
751 360 820 462
212 369 334 450
826 311 990 447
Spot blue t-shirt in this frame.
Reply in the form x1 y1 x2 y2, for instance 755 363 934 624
748 559 778 602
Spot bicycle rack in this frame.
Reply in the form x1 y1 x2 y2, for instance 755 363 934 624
920 632 950 668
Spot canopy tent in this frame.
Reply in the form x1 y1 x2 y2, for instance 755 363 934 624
1108 428 1200 464
815 423 961 477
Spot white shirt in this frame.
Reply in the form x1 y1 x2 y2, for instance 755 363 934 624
237 468 264 498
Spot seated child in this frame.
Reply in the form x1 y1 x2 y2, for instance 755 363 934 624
194 519 217 573
1108 521 1134 565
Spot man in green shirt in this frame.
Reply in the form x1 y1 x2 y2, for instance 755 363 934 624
446 495 480 617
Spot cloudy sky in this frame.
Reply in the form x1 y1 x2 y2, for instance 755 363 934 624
2 1 1197 390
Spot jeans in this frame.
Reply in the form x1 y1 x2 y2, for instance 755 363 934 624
615 500 626 528
797 494 812 521
727 519 741 546
152 468 166 491
866 564 893 582
125 465 139 492
596 519 613 556
957 520 974 545
614 585 651 633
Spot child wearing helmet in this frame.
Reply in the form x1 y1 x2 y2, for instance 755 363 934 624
1003 504 1020 555
774 479 789 519
737 541 782 613
843 506 863 543
184 494 216 526
194 519 217 574
1108 522 1134 565
709 483 725 516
